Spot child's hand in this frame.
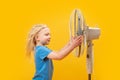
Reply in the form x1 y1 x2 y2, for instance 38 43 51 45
70 35 83 48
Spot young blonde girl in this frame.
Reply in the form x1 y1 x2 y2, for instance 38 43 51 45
26 24 83 80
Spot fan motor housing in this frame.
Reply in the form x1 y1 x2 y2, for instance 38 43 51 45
86 27 100 41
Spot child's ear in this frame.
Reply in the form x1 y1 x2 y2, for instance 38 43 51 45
35 35 39 41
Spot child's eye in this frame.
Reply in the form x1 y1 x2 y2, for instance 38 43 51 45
45 33 49 36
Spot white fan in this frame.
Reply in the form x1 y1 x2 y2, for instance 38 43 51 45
69 9 100 80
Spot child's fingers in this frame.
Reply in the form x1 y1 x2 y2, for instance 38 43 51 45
79 35 83 41
76 35 83 40
72 36 77 40
76 36 83 43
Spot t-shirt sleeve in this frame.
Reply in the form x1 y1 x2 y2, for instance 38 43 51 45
36 46 52 60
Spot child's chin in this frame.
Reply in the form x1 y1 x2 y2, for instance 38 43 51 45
46 42 50 45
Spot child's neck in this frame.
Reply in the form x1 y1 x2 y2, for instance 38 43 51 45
36 43 45 46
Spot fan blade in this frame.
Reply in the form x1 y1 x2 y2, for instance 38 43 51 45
69 9 87 57
74 10 77 36
77 14 82 35
75 46 79 57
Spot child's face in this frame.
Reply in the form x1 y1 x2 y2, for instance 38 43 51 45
36 27 51 45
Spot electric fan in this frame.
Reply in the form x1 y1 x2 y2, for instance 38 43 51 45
69 9 100 80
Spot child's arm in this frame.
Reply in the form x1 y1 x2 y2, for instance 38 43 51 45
59 41 71 51
47 35 83 60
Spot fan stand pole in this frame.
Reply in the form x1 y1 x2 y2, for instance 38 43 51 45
87 40 93 80
88 74 91 80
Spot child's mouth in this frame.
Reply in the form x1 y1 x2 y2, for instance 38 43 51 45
47 39 50 42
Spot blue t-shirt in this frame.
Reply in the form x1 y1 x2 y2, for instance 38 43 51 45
33 46 53 80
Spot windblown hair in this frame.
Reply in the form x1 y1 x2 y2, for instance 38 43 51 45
26 24 47 56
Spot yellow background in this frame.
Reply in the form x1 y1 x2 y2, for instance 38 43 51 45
0 0 120 80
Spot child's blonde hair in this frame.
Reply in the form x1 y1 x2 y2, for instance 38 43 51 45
26 24 47 56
